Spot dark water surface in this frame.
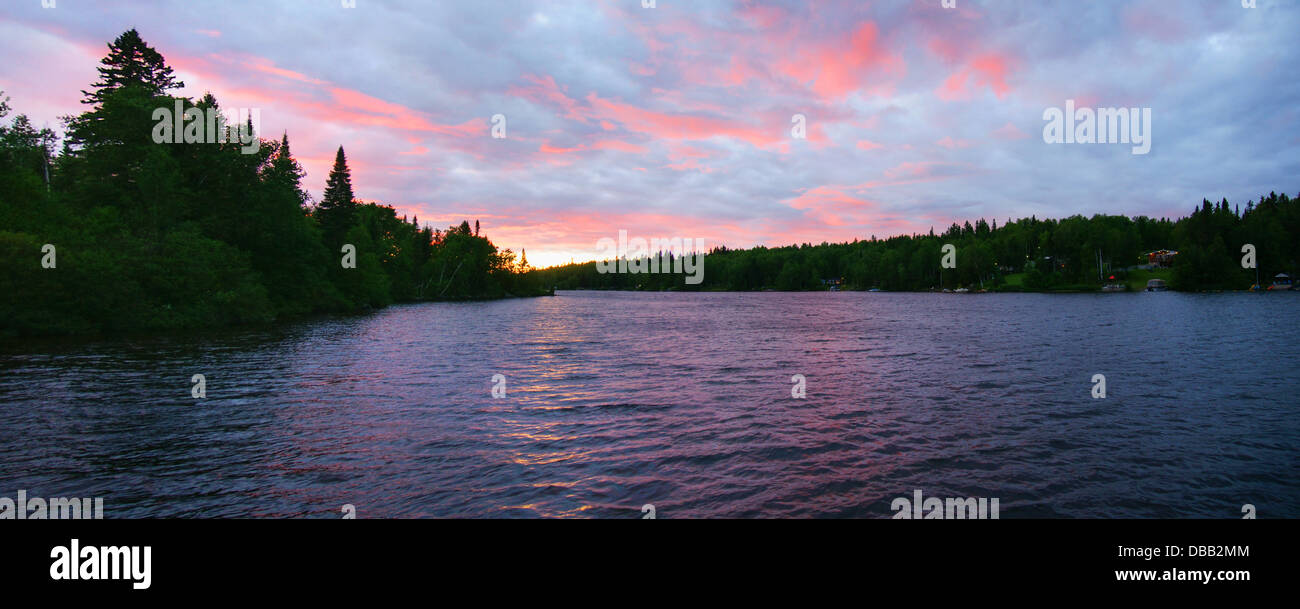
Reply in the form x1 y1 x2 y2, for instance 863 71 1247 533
1 291 1296 518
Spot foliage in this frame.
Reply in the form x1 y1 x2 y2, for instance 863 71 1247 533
0 31 542 337
535 199 1299 293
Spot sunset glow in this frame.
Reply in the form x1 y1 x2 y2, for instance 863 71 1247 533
2 1 1295 267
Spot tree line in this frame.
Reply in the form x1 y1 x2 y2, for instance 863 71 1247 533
0 29 545 337
534 194 1299 292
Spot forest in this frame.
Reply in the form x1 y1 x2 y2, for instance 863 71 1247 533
0 30 544 337
535 194 1299 293
4 31 1296 338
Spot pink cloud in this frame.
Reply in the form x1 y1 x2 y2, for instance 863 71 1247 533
538 139 648 155
510 74 592 124
591 139 648 154
928 36 961 65
586 93 785 148
775 22 905 100
991 122 1030 140
244 57 327 85
936 53 1014 101
936 136 973 149
737 1 788 31
540 142 584 154
785 185 879 227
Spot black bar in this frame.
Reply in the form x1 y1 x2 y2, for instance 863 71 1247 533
3 519 1282 596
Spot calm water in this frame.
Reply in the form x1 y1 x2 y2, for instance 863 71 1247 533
1 291 1297 518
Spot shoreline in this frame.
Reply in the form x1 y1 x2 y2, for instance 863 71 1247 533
0 290 553 341
5 286 1288 341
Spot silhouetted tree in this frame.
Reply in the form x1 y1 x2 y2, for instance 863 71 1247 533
0 30 544 338
316 146 356 244
81 29 184 106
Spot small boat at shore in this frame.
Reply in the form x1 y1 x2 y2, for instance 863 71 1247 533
1270 273 1293 291
1145 279 1168 292
1102 283 1126 292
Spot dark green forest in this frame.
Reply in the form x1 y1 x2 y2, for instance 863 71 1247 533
4 31 1295 338
0 30 544 337
537 194 1299 293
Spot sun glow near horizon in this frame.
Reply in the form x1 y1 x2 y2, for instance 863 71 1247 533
4 1 1292 268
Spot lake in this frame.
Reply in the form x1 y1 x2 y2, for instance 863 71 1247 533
1 291 1296 518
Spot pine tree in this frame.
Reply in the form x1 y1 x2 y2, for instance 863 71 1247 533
63 30 186 214
316 146 356 242
264 133 307 207
81 29 184 106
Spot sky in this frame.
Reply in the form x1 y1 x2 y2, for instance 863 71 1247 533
2 0 1297 268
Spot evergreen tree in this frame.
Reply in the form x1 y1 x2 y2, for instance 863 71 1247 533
63 29 186 221
316 146 357 243
2 30 544 337
264 133 308 207
80 29 184 106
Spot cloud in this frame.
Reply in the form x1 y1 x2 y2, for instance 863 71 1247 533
0 0 1295 266
936 136 973 150
991 122 1030 141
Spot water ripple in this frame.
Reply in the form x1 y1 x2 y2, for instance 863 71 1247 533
1 291 1297 518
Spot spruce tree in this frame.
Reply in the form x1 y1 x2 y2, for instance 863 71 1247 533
264 133 308 207
81 29 184 106
317 146 356 242
65 30 185 209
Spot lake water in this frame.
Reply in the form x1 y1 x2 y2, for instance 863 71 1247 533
1 291 1296 518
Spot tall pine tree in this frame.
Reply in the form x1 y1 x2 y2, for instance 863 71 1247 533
264 133 308 207
64 29 187 225
316 146 356 243
80 28 185 106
